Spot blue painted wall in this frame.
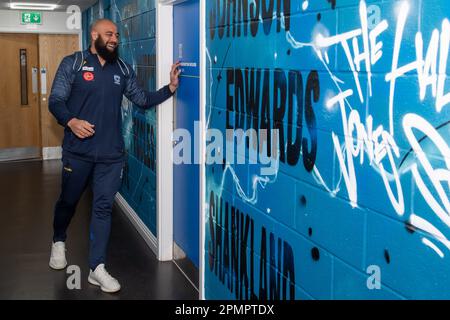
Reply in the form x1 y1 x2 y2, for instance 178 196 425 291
205 0 450 299
83 0 158 235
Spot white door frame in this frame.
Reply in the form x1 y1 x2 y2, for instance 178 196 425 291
156 2 174 262
157 0 205 300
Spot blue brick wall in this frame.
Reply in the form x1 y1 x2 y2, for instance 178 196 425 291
83 0 158 235
205 0 450 299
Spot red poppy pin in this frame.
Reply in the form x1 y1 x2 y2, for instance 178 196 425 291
83 72 94 81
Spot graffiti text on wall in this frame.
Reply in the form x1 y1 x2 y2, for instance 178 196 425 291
208 190 296 300
206 0 450 299
209 0 291 39
212 0 450 258
226 68 319 172
313 1 450 257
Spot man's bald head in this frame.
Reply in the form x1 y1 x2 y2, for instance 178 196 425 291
90 19 119 42
91 19 116 33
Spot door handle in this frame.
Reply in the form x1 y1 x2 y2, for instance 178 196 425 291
40 67 47 95
32 67 38 94
19 49 28 105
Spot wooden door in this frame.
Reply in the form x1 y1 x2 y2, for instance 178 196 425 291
0 34 41 160
39 34 79 151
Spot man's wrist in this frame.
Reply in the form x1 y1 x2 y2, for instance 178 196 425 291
169 83 178 93
66 118 76 128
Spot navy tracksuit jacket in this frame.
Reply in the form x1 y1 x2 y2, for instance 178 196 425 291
49 48 173 269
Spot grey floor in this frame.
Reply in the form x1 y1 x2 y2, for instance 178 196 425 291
0 159 198 300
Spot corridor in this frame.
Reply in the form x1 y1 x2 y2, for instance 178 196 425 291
0 159 197 300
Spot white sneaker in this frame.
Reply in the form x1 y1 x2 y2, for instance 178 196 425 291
49 241 67 270
88 264 121 293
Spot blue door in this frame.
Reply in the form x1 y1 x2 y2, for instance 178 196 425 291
173 0 200 285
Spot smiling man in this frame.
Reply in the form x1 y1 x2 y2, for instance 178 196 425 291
48 19 181 293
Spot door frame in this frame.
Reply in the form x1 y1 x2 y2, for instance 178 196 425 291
156 2 174 262
156 0 206 300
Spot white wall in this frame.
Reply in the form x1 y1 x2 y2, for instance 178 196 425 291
0 10 81 35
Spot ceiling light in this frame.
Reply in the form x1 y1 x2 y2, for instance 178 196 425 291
9 2 58 11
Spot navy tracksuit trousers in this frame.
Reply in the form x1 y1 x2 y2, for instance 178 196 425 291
53 156 124 270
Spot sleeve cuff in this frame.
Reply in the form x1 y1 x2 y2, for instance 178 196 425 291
61 114 75 127
166 84 175 96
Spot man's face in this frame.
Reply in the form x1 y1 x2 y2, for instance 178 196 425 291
92 21 120 62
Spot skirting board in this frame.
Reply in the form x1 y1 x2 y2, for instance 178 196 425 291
0 147 40 162
115 193 158 257
42 147 62 160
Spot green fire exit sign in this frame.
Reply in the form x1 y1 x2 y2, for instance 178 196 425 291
21 12 42 25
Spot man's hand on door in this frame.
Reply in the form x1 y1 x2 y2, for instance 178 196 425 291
169 61 182 93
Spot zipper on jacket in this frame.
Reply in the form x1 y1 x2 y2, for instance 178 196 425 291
94 57 106 162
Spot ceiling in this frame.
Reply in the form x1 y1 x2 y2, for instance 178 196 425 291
0 0 98 12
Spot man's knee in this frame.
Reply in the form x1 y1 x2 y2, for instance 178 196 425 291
56 195 79 210
92 194 115 217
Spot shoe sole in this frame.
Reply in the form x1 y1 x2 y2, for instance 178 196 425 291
88 276 121 293
49 260 67 270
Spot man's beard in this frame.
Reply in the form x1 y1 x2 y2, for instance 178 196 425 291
94 37 119 63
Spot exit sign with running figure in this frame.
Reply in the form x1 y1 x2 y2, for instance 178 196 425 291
21 12 42 25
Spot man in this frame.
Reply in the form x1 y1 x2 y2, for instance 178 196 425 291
48 19 180 293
